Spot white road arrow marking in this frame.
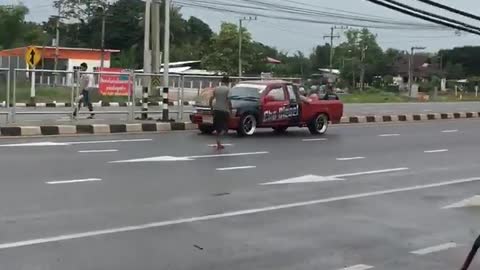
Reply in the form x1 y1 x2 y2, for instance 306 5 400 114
0 139 152 147
261 175 344 185
0 142 70 147
260 168 408 186
410 242 458 255
110 151 269 163
442 195 480 209
261 167 409 185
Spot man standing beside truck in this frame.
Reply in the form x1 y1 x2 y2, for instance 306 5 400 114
209 76 232 150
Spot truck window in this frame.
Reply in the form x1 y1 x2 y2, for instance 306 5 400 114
267 87 286 101
286 85 297 103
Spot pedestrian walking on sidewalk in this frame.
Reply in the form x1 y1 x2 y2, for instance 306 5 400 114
73 63 94 119
209 76 232 150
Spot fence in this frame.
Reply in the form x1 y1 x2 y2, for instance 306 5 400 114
1 69 301 124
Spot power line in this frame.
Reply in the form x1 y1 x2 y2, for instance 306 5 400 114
382 0 480 32
364 0 480 36
414 0 480 22
180 0 443 29
177 0 448 31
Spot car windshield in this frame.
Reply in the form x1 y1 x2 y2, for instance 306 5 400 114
229 84 266 100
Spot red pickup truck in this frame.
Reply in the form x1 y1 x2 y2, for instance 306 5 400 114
190 80 343 136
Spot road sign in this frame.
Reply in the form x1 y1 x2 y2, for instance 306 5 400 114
151 75 161 87
25 47 41 68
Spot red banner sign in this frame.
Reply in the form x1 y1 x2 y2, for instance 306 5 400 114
98 68 132 96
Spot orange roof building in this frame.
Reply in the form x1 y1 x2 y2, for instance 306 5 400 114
0 46 120 72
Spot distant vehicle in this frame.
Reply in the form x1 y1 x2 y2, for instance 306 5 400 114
190 80 343 136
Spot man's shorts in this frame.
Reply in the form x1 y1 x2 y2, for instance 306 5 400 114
213 110 230 133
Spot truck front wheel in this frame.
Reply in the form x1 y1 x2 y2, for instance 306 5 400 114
308 113 329 135
237 114 257 137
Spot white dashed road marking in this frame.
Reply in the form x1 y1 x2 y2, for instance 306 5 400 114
336 157 365 161
69 139 152 145
216 166 256 171
302 138 328 142
46 178 102 185
208 144 234 147
378 134 400 137
341 264 374 270
410 242 458 255
0 177 479 250
424 149 448 153
442 129 458 133
78 149 118 153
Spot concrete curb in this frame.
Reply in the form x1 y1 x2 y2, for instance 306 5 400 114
341 112 479 124
0 122 198 136
0 111 478 137
0 101 197 108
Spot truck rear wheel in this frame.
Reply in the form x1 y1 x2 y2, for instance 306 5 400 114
308 113 329 135
237 114 257 137
199 124 214 135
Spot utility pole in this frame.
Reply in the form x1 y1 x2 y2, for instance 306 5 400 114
238 16 256 78
360 45 368 92
54 4 61 86
151 1 161 75
100 6 106 69
408 46 426 96
323 26 347 75
161 0 171 122
141 0 152 120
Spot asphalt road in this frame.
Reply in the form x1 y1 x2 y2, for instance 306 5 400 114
0 119 480 269
0 102 479 125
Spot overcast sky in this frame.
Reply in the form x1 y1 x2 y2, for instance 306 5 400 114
3 0 479 54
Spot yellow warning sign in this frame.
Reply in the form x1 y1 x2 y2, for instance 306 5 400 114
151 75 162 88
25 47 41 68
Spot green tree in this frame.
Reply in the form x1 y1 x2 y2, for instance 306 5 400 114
445 62 465 79
0 5 46 49
310 43 331 72
202 22 256 75
336 28 384 87
54 0 108 22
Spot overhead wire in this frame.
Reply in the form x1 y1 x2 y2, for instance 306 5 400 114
176 0 448 30
382 0 480 32
414 0 480 22
364 0 480 36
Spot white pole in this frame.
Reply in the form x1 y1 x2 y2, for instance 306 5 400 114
30 67 36 103
476 85 478 97
161 0 170 121
143 0 151 75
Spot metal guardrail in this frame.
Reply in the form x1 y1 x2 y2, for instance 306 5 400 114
6 68 301 124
